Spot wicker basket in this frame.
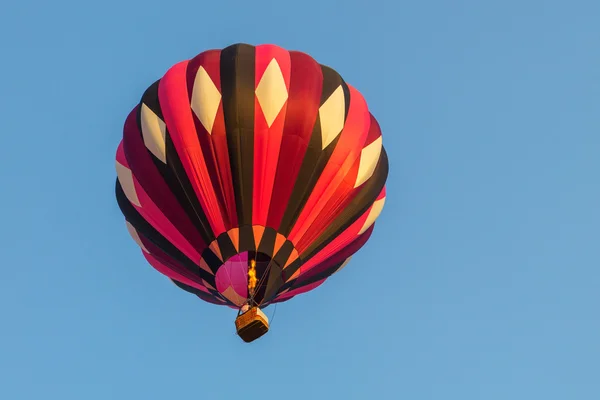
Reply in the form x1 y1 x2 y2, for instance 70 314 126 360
235 307 269 343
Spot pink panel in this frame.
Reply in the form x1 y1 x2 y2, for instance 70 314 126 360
215 252 249 299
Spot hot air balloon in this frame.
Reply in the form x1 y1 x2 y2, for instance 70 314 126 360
115 43 388 342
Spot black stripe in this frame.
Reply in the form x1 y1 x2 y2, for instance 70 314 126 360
140 80 164 118
266 240 297 300
282 258 303 282
220 44 256 226
216 234 237 262
255 228 281 304
262 263 284 305
278 280 296 294
249 251 275 305
200 248 222 275
238 225 256 253
273 240 295 268
320 66 351 119
257 227 277 256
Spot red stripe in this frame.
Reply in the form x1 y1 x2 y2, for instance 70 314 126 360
158 60 227 236
208 57 238 229
185 49 238 230
377 186 386 200
289 84 371 247
364 114 382 146
186 49 222 92
252 45 291 226
294 113 382 251
295 157 361 252
266 51 323 229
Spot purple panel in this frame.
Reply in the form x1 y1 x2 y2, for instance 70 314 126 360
215 252 249 299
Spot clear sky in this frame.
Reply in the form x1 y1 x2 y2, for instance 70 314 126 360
1 0 599 399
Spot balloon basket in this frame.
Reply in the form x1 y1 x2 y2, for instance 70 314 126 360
235 306 269 343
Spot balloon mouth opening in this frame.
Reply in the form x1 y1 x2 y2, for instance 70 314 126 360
243 251 273 306
215 251 280 307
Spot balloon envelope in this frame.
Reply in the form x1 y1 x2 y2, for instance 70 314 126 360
115 43 388 309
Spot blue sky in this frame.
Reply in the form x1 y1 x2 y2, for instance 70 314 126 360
1 0 599 398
